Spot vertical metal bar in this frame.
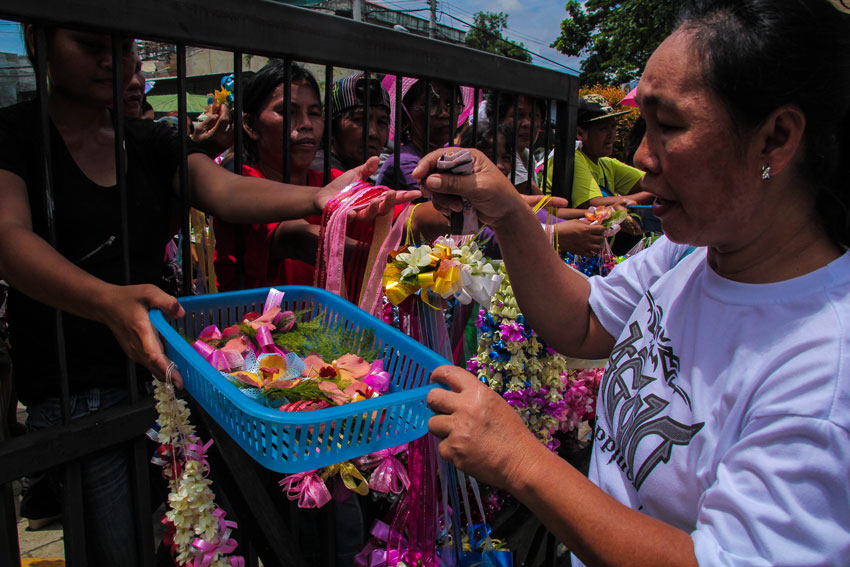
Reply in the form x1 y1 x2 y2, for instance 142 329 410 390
63 462 87 566
448 82 456 147
323 65 333 182
362 70 370 163
177 44 192 297
33 26 70 421
510 93 519 186
34 25 85 567
471 88 479 145
0 481 19 567
423 79 431 153
393 75 402 186
527 96 536 189
131 439 155 567
110 35 137 397
283 59 292 184
491 92 499 165
552 100 572 199
543 100 552 194
233 52 246 290
112 35 155 567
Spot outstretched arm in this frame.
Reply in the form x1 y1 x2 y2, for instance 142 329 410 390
186 155 418 224
0 169 185 385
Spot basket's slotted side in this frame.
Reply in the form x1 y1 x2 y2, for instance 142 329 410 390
155 287 447 472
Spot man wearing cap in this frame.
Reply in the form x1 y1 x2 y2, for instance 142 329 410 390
542 94 652 209
311 73 391 172
570 94 652 208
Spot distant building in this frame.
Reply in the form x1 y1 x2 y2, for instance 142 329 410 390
0 52 35 107
277 0 466 43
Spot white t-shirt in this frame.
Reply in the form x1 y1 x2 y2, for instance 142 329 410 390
578 236 850 566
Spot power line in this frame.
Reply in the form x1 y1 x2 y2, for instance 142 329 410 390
439 0 561 52
439 11 578 73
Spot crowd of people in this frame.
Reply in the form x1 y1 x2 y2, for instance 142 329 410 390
0 0 848 565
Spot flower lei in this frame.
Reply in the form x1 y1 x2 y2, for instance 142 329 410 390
152 370 244 567
466 263 601 451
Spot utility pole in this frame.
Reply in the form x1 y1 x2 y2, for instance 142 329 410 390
353 0 363 22
429 0 437 38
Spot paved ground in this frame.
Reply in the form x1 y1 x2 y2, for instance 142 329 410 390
12 404 65 565
17 513 64 563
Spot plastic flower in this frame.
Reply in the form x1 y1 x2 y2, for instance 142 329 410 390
396 245 435 278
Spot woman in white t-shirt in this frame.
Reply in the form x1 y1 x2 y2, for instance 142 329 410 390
414 1 850 566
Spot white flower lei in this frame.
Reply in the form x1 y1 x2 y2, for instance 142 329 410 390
153 374 242 567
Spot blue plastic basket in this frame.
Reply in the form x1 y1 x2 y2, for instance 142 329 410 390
149 286 449 473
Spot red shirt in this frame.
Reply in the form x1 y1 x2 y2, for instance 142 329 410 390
213 165 386 300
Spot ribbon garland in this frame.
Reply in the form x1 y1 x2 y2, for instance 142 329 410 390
315 181 391 297
153 367 244 566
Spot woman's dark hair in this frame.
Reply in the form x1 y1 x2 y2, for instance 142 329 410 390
242 60 321 164
484 92 545 126
23 24 56 72
624 117 646 167
678 0 850 246
459 122 513 155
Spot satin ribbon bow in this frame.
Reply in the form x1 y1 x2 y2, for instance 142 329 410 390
191 508 244 567
184 438 214 477
383 244 462 307
355 445 409 494
322 462 370 496
279 470 332 509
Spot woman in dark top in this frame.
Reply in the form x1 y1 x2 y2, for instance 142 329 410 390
0 27 411 566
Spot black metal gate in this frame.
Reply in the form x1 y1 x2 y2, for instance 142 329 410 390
0 2 579 565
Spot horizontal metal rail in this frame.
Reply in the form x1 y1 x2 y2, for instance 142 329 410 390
0 0 576 99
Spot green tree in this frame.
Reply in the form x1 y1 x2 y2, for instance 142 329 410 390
465 11 532 63
552 0 679 85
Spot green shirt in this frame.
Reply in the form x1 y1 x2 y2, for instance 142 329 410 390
542 149 644 207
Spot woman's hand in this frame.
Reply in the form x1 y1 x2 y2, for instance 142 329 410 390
557 220 607 256
316 157 421 220
413 148 527 229
191 104 233 158
427 365 543 491
95 284 186 388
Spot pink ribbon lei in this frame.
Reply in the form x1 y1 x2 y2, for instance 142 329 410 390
278 470 332 509
316 181 390 298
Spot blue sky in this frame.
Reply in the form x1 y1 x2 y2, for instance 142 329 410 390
0 2 583 73
433 0 582 74
0 21 25 55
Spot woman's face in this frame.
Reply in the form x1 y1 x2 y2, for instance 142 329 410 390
248 80 324 178
500 96 542 151
123 51 145 118
332 104 390 167
46 29 135 107
634 29 766 248
407 82 459 150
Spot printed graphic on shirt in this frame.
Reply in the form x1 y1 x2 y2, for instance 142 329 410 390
595 290 704 490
